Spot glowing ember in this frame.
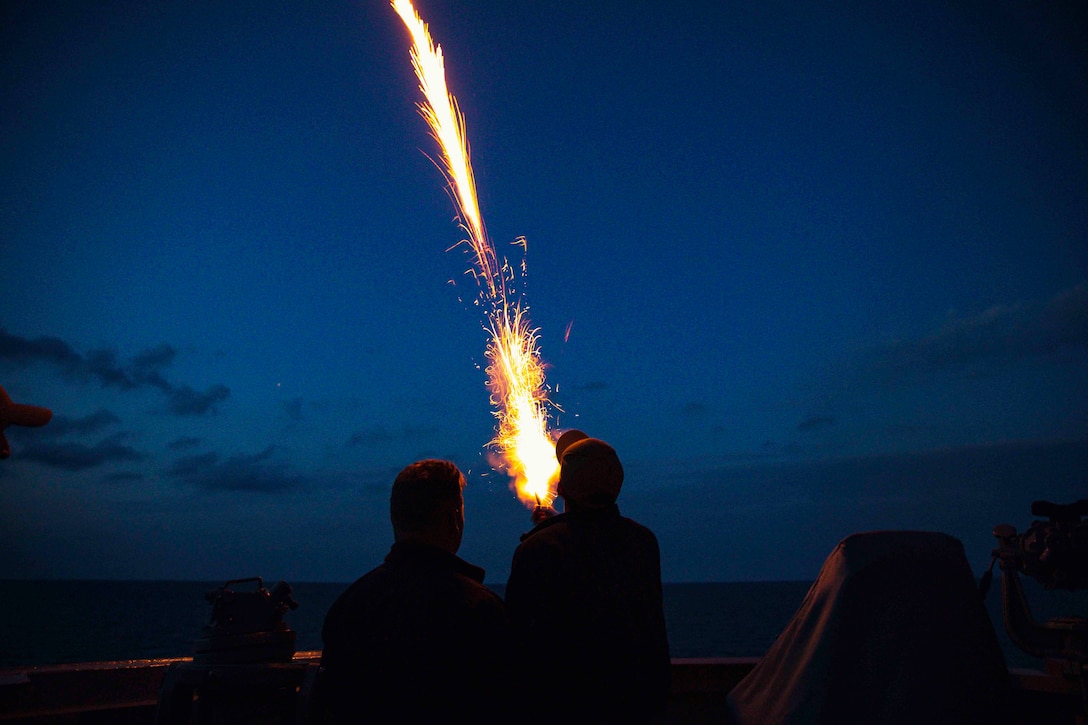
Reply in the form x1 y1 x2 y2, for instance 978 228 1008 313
392 0 559 506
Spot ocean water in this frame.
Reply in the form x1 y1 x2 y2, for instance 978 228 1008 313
1 579 1083 670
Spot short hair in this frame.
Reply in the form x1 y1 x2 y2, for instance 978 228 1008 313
390 459 465 533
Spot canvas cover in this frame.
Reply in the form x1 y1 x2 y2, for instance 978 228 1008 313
726 530 1010 724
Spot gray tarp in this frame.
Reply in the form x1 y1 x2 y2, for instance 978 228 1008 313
726 530 1009 724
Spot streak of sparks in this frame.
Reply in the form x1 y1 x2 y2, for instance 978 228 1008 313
392 0 559 506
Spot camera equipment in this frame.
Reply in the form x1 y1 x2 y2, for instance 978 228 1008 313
988 500 1087 666
193 577 299 665
156 578 307 723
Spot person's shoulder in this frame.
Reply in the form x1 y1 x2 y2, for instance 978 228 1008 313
438 567 506 618
522 509 573 537
437 555 499 596
619 514 656 532
446 562 494 589
619 514 661 544
343 558 394 590
515 514 573 552
322 563 389 639
469 579 505 609
331 561 390 606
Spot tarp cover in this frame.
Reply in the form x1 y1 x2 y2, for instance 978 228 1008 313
726 531 1009 724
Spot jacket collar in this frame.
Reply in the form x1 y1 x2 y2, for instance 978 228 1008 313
385 540 487 583
519 502 621 542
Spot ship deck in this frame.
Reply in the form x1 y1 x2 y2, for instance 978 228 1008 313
1 653 1085 723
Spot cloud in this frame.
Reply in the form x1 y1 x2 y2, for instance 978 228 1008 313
283 398 304 421
0 330 84 371
797 415 835 433
168 436 203 451
0 330 170 390
37 409 122 438
680 402 709 418
83 349 138 389
101 471 145 484
0 329 230 416
166 384 230 415
167 452 219 478
128 344 176 390
18 433 145 471
346 429 394 447
166 446 303 493
633 437 1088 581
863 282 1087 386
346 425 439 448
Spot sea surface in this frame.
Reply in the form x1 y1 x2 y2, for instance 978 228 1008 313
1 579 1084 670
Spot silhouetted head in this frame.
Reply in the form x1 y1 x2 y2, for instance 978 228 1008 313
390 459 466 553
557 437 624 510
554 428 589 462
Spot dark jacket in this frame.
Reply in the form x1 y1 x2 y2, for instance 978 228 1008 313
505 504 671 723
317 541 512 723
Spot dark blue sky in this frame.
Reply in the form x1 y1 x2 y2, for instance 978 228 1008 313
2 0 1085 583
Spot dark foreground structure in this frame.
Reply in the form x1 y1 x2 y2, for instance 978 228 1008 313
3 523 1085 723
727 531 1011 724
0 652 1083 724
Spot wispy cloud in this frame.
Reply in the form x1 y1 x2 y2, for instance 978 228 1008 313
345 424 439 449
680 402 709 418
283 398 304 421
168 436 203 451
166 446 303 493
791 282 1088 455
632 437 1088 581
37 409 121 438
797 415 835 433
862 282 1088 386
0 329 231 416
18 433 145 471
101 471 145 485
128 345 177 390
165 384 230 415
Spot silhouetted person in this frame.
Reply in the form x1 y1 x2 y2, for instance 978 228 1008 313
506 432 671 723
316 459 512 723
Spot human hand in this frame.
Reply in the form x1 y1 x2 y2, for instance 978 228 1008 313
531 505 557 524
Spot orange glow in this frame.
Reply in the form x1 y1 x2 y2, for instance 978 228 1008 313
392 0 559 506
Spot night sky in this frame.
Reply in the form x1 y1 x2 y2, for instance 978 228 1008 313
2 0 1085 584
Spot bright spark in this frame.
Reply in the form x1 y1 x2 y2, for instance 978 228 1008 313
392 0 559 506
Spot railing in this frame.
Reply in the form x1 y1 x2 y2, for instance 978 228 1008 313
0 654 1083 723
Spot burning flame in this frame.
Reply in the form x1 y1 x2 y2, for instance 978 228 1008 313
392 0 559 505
